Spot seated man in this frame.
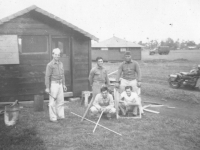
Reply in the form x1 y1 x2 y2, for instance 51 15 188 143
119 86 142 116
90 86 116 119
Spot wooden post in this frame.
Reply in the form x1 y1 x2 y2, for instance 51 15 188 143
81 91 92 107
114 88 120 119
34 95 44 111
93 110 104 133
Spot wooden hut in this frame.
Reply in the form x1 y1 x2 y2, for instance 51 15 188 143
92 36 142 61
0 5 98 102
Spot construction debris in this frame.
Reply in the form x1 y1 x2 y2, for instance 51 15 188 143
143 108 160 114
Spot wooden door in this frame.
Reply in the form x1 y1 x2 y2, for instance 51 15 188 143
51 37 71 90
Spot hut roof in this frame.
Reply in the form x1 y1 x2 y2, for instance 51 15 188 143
0 5 98 41
92 36 142 48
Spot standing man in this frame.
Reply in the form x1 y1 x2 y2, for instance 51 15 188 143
116 51 141 94
81 57 110 121
45 48 67 122
90 86 116 119
89 57 110 99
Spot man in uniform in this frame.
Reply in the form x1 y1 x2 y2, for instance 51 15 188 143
45 48 67 122
90 86 116 119
81 57 110 121
116 51 141 94
89 57 110 99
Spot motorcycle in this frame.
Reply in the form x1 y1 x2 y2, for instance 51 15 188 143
168 69 200 90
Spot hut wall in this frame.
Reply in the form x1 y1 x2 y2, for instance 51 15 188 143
0 13 70 102
72 36 91 96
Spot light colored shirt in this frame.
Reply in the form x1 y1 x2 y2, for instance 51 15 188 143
116 60 141 81
120 91 138 104
93 93 114 109
89 66 110 86
45 60 65 88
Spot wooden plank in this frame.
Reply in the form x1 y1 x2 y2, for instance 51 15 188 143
9 16 41 24
73 82 89 96
0 78 44 86
143 108 160 114
20 54 49 60
0 95 35 102
0 28 64 35
0 82 44 91
0 23 53 29
73 64 89 70
74 70 88 78
72 37 90 96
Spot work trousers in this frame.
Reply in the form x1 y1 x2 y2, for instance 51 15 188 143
119 100 143 115
120 78 139 94
92 82 105 99
49 82 65 121
90 106 116 116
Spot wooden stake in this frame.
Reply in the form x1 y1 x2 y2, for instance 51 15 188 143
71 112 122 136
81 97 95 122
114 88 120 119
143 108 160 114
108 70 118 76
93 110 104 133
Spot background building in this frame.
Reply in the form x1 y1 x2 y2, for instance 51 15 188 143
92 36 143 61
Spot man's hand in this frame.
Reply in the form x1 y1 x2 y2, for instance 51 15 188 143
45 88 50 93
137 81 141 87
104 106 111 112
63 85 67 92
100 107 105 112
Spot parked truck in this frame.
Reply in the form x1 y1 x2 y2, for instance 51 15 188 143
158 46 170 55
149 46 170 55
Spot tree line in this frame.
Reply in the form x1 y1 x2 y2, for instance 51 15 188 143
138 38 200 50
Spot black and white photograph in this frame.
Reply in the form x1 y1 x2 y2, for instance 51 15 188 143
0 0 200 149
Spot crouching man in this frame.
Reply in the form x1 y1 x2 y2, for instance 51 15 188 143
119 86 143 116
90 86 116 119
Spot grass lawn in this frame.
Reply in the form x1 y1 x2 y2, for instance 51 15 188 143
1 51 200 150
1 99 200 150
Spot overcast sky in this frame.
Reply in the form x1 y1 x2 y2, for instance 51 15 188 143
0 0 200 43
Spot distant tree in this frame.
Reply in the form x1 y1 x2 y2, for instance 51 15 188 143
197 43 200 49
187 40 196 47
160 41 165 46
166 38 175 49
138 41 144 46
174 39 180 50
180 40 187 49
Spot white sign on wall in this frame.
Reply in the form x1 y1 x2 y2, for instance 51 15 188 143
0 35 19 64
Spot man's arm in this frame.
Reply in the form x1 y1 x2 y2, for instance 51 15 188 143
135 61 141 81
45 64 52 89
61 63 66 86
106 94 114 109
89 68 95 86
61 63 67 91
